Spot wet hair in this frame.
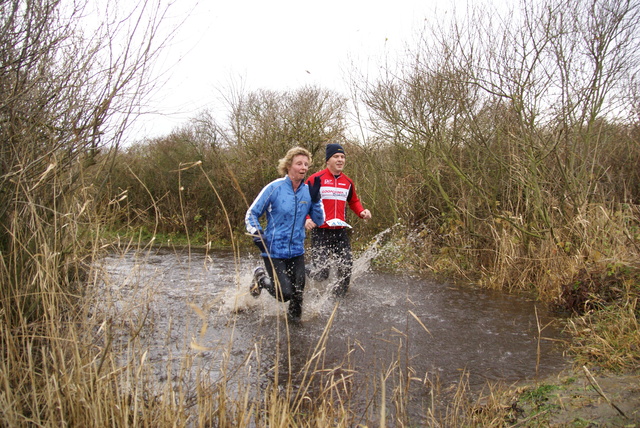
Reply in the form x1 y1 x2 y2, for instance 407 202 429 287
277 146 312 176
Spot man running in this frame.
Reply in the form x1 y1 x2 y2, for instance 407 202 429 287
304 143 372 297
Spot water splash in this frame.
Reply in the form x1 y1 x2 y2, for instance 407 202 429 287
225 227 395 320
303 227 394 317
351 226 394 280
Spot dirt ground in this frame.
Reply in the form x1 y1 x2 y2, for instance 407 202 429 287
513 368 640 427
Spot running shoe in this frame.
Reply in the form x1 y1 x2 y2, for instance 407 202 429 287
287 299 302 322
250 266 265 298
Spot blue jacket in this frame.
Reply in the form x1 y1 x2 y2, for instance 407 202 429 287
245 176 325 259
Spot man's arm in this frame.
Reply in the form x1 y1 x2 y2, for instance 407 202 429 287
347 183 371 219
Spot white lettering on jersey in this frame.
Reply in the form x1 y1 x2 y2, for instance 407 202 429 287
320 186 349 201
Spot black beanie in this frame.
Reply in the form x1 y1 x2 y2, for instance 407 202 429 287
325 143 345 161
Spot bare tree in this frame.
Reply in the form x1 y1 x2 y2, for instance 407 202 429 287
358 0 639 221
0 0 171 323
221 85 347 180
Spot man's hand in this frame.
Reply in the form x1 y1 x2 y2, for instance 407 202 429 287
308 176 322 203
360 209 372 220
305 218 317 230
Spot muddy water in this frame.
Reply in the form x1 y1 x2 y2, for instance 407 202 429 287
94 243 569 421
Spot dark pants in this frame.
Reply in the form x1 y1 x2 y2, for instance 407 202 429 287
259 254 305 319
308 228 352 296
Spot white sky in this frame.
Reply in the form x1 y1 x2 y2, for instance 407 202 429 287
134 0 461 140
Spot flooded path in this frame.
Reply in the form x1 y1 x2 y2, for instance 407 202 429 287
93 244 569 421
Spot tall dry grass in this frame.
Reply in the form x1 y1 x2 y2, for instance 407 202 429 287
4 0 639 424
0 156 512 427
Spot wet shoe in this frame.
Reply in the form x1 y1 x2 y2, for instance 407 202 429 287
287 312 301 323
287 299 302 322
250 267 265 298
331 284 348 298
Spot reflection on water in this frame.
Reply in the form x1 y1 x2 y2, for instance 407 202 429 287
93 244 569 421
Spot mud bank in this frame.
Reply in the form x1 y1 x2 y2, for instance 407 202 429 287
509 368 640 427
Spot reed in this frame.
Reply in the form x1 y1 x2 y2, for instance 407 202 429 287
3 2 637 423
566 285 640 372
0 157 519 427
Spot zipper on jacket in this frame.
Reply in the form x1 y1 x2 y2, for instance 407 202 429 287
289 189 298 258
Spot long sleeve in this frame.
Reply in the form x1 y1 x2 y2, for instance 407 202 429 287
245 183 272 235
347 185 366 217
309 198 325 228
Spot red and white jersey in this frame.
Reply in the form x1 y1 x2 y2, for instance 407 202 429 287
306 168 365 229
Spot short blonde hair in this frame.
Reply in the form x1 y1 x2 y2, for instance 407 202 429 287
277 146 312 176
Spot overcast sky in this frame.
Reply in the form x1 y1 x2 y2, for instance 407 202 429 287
133 0 463 140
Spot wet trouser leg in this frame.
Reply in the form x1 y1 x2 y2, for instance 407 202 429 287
309 228 352 296
309 229 331 281
260 255 306 319
332 229 352 296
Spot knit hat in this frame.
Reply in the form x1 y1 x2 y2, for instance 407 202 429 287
325 143 345 161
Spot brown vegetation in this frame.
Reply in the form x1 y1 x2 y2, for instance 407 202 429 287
1 0 639 426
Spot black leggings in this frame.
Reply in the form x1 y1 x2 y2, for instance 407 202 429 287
309 228 352 295
260 254 306 303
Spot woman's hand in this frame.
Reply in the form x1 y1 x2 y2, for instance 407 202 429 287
305 218 317 230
